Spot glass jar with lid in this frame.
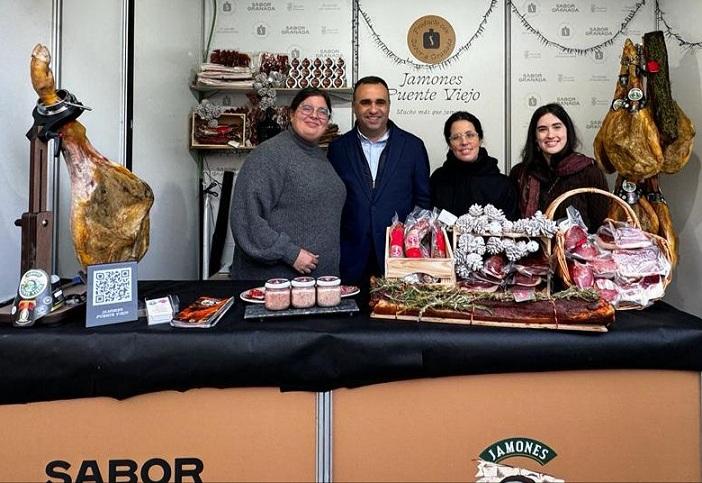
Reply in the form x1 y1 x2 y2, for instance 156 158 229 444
291 276 316 309
316 276 341 307
264 278 291 311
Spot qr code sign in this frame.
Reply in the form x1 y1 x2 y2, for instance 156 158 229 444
92 267 133 306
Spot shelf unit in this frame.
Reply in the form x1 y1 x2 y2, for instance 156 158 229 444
190 84 351 151
190 83 353 95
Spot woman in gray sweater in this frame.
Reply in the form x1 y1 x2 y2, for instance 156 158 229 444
229 88 346 280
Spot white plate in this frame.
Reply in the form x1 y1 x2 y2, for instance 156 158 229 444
341 285 360 298
240 287 265 304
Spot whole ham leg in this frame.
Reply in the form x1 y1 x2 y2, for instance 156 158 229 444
30 44 154 267
593 39 663 181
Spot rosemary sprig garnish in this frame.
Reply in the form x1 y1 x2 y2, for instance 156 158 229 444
371 278 601 315
551 286 600 302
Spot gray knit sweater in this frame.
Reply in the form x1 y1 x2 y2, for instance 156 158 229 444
229 129 346 280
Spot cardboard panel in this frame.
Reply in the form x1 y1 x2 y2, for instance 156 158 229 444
0 387 315 482
334 370 700 482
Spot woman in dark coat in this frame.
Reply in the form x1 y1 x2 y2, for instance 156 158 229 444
430 111 519 219
510 103 609 231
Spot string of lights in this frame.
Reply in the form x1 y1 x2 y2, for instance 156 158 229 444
510 0 647 56
656 1 702 51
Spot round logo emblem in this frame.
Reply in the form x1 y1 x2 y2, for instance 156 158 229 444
611 98 626 111
622 180 637 193
627 87 644 101
407 15 456 64
19 269 48 299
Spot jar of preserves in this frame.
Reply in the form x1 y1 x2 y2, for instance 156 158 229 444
264 278 291 311
316 276 341 307
291 277 316 309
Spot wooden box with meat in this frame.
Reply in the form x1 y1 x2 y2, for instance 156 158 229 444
384 208 455 285
452 205 557 300
191 112 246 149
546 188 673 310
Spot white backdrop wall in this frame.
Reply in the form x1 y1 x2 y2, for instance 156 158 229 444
357 1 507 170
0 0 52 301
508 0 656 168
132 0 201 280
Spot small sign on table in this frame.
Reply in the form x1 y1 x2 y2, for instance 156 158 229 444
86 261 138 327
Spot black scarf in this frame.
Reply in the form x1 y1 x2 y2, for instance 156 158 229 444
442 147 500 176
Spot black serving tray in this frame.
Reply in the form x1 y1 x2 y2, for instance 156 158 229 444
244 298 359 320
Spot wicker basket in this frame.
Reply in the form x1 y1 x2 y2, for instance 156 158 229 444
544 187 673 308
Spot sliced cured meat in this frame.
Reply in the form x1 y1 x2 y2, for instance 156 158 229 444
589 256 618 278
594 279 619 303
513 253 550 276
597 220 653 249
570 261 594 288
512 273 542 287
482 255 508 280
640 274 662 287
571 242 599 261
616 278 666 308
469 272 504 285
612 247 669 278
595 232 617 251
512 286 536 302
564 224 588 251
457 280 500 293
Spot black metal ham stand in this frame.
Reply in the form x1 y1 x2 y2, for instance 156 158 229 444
0 93 90 324
14 126 53 274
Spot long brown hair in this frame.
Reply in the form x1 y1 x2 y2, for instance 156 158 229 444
520 103 580 170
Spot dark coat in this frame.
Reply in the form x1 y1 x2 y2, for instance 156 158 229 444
328 121 431 283
510 151 610 231
430 148 519 220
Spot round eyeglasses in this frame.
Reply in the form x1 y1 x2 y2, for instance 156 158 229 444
299 104 331 120
449 131 479 143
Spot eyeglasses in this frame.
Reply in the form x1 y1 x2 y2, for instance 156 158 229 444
298 104 331 120
449 131 479 143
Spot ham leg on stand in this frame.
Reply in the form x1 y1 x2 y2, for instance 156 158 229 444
30 44 154 268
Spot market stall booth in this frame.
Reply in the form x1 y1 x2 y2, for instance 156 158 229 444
0 280 700 482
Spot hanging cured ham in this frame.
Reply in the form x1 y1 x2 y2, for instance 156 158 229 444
643 31 695 175
594 34 694 268
593 39 663 181
30 44 154 267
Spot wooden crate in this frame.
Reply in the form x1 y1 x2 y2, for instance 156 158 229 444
384 227 455 284
190 112 246 149
452 227 552 296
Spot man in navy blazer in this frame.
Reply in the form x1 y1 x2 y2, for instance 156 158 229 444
328 76 431 285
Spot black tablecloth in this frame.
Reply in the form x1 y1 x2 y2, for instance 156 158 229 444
2 279 702 404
